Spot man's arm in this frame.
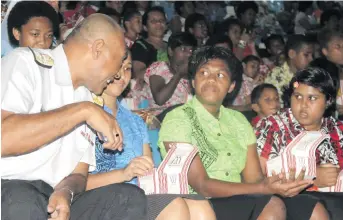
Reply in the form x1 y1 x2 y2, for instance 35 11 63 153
1 102 90 157
47 162 89 219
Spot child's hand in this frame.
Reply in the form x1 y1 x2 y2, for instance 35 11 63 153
314 164 340 187
123 156 154 181
253 74 265 85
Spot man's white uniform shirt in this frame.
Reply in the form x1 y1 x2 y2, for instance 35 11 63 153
1 45 96 187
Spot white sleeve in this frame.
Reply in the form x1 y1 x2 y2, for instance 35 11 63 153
80 128 96 172
1 50 37 114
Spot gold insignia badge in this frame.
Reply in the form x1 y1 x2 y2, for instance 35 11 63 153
29 47 54 69
92 93 104 107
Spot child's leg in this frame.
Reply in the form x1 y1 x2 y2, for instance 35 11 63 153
184 199 216 220
156 197 190 220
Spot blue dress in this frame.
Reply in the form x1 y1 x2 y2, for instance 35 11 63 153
92 101 150 185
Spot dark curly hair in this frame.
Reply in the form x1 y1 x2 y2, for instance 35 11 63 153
282 67 336 117
7 1 60 47
188 46 243 104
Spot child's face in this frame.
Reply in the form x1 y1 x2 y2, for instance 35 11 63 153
289 44 314 71
244 60 260 79
323 37 343 65
129 14 143 34
227 24 241 46
267 39 285 57
254 88 280 117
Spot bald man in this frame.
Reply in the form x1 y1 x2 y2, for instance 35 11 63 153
1 14 147 220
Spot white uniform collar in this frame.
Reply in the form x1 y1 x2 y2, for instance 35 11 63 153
52 44 73 86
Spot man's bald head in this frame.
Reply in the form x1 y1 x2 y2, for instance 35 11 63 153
64 13 127 95
66 13 124 43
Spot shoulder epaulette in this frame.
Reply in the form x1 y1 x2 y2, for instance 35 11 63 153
92 93 104 107
28 47 54 69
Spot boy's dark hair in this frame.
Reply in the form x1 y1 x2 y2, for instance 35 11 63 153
142 6 165 26
97 7 121 20
242 55 260 64
216 18 242 35
206 34 233 49
285 34 313 58
123 9 141 30
7 1 60 46
236 1 258 19
317 28 343 49
174 2 194 16
282 67 336 117
188 46 243 103
310 57 340 92
298 1 313 12
185 13 206 33
168 32 197 50
320 9 341 27
251 84 278 104
263 34 285 50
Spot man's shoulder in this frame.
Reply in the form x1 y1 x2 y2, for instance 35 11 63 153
3 47 54 69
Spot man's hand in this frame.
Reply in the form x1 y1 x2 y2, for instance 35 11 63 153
85 103 123 151
47 190 71 220
123 156 154 181
264 168 313 197
314 164 340 187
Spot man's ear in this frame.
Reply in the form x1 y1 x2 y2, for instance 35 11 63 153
251 103 260 113
12 28 21 41
288 49 296 59
91 39 105 60
228 81 236 93
322 47 328 57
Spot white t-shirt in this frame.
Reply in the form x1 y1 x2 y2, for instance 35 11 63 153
1 45 96 187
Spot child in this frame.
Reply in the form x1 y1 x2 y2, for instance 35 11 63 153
123 9 142 48
318 29 343 117
251 83 280 127
320 9 341 31
185 13 208 46
232 55 262 111
218 18 257 60
265 34 314 100
262 34 285 70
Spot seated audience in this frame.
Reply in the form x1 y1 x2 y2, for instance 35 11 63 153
206 34 233 50
105 1 124 14
158 46 328 220
265 34 314 101
6 1 59 50
185 13 208 46
144 33 196 115
251 83 280 127
130 6 168 109
123 9 142 48
294 1 318 34
88 52 216 220
255 67 343 220
170 1 195 34
320 9 341 31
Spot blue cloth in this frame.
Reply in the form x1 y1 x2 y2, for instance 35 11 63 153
92 101 150 185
